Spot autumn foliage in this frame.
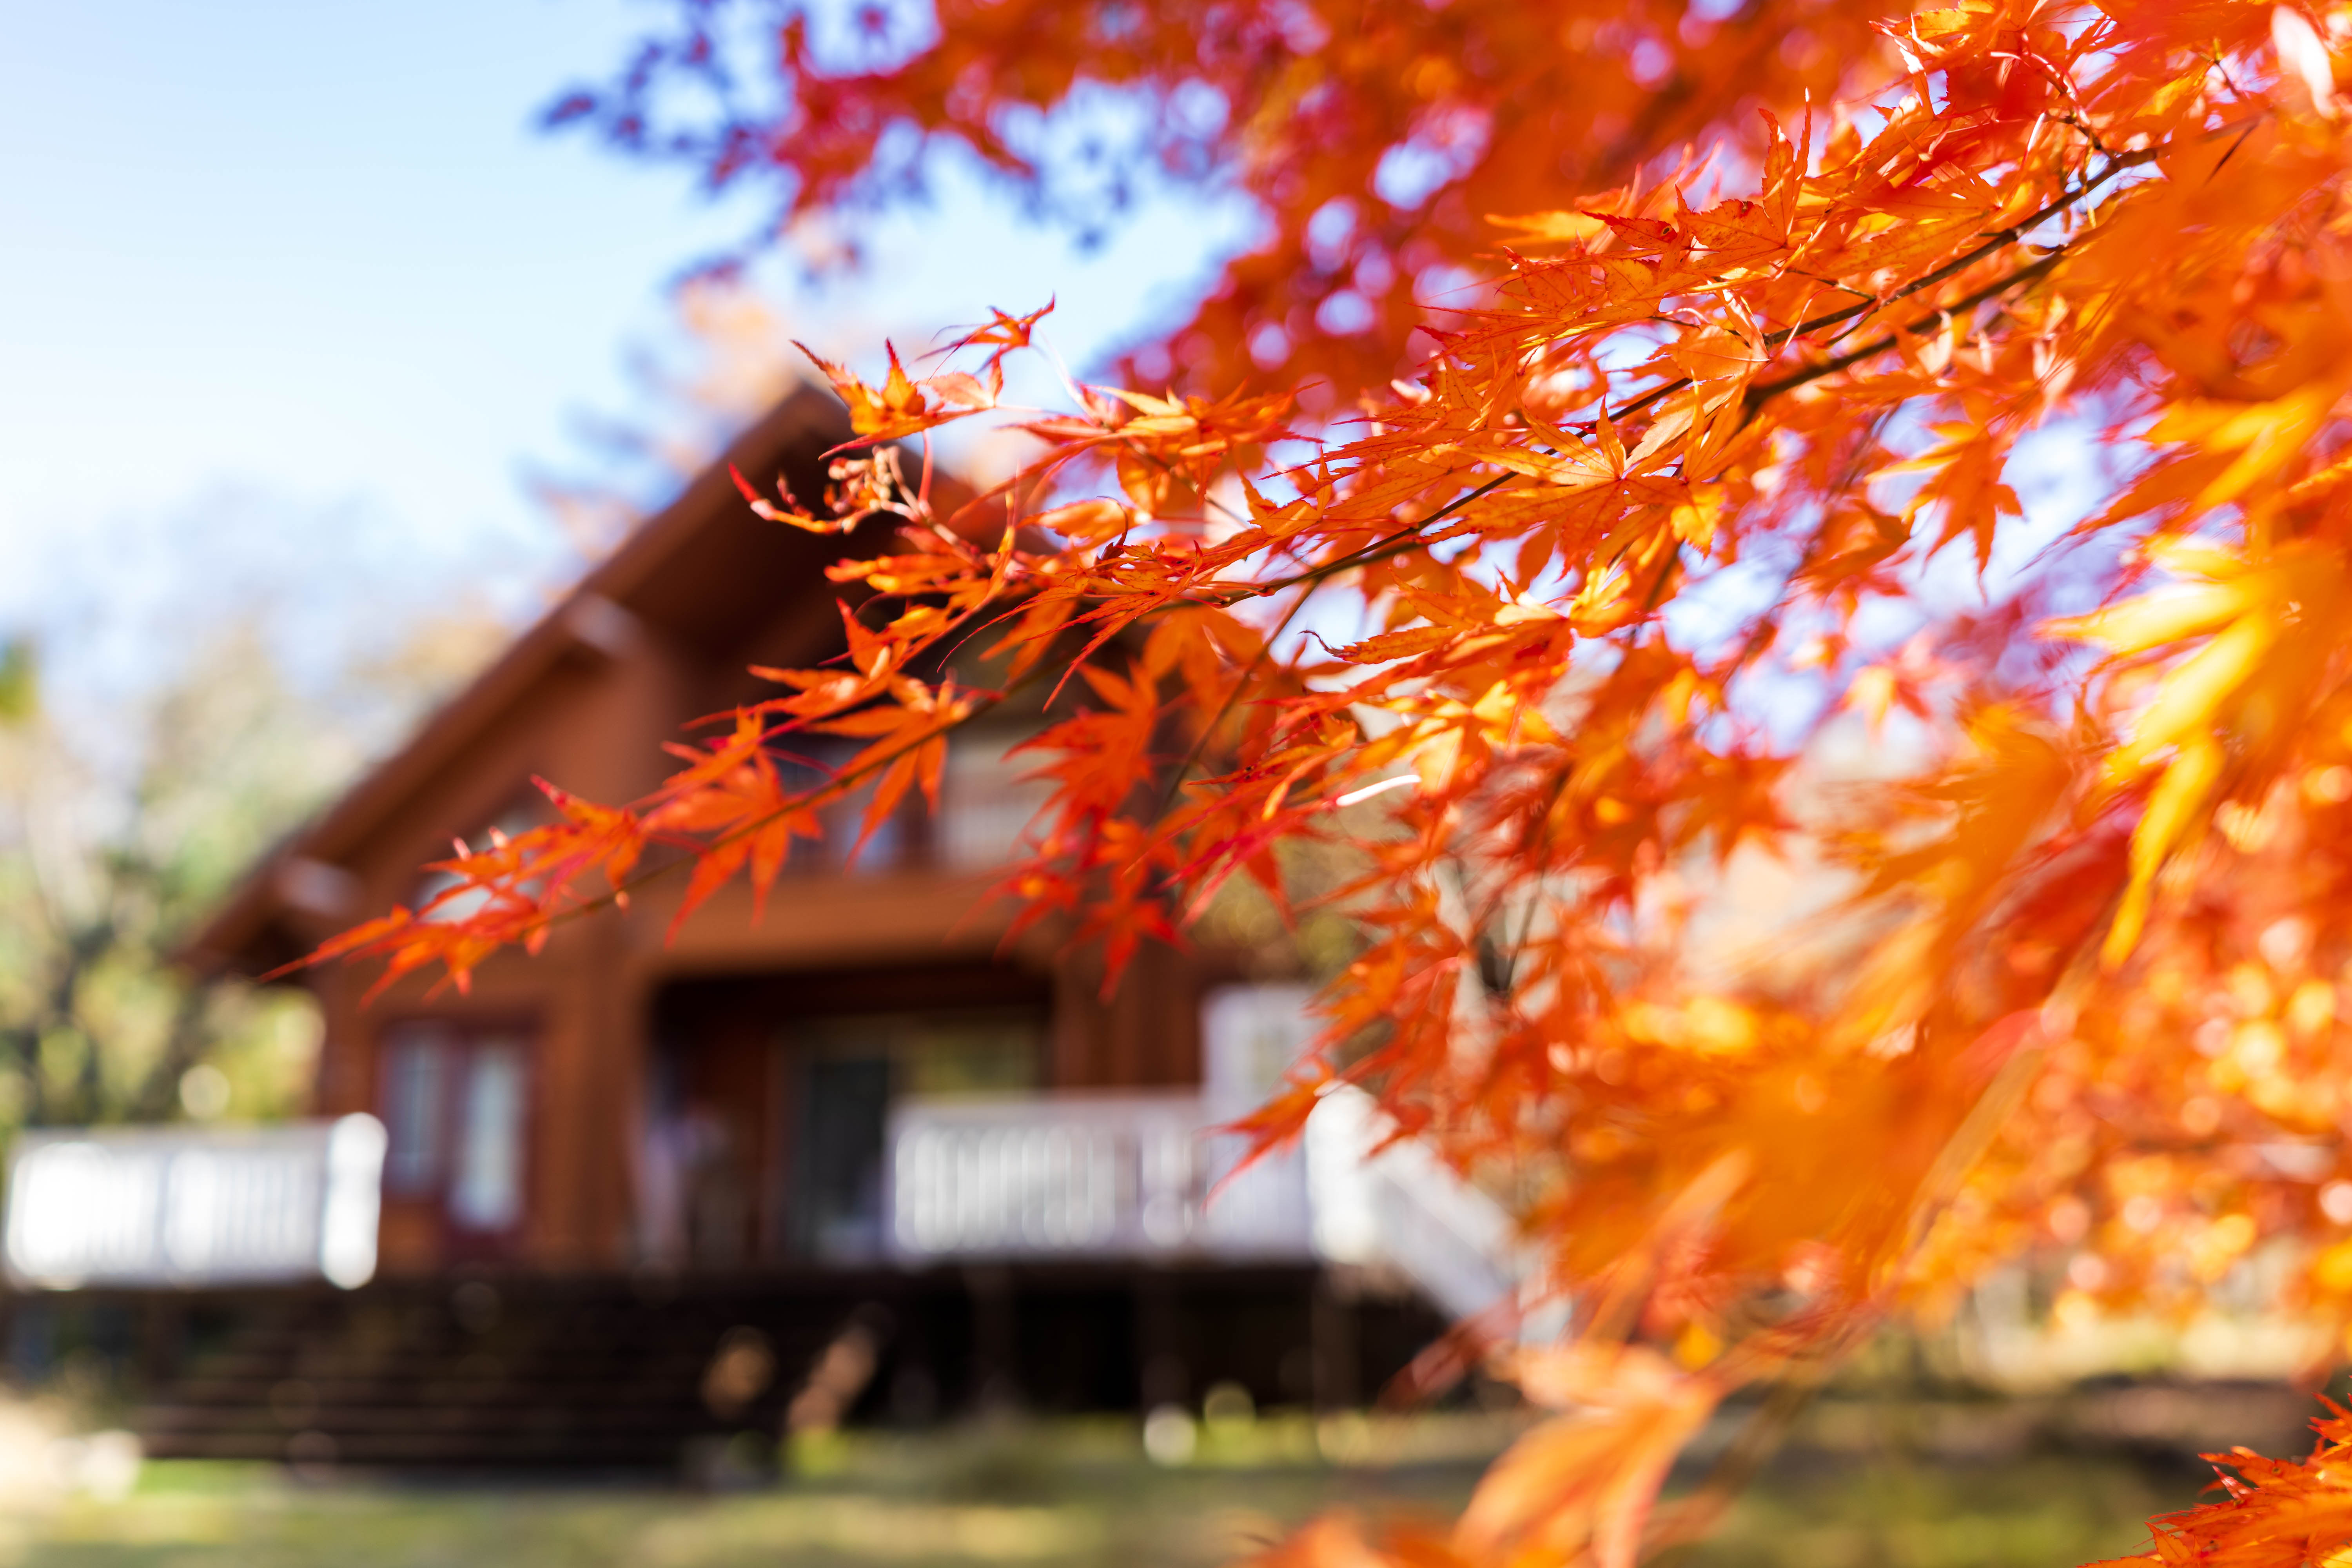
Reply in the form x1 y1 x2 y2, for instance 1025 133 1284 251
315 0 2352 1562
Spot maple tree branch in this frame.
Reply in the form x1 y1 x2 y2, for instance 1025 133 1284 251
1212 471 1519 604
305 684 1026 983
1741 245 2069 410
1615 143 2161 422
1165 147 2165 619
419 468 1463 978
367 503 1435 971
1774 147 2152 339
551 130 2171 978
1148 579 1322 824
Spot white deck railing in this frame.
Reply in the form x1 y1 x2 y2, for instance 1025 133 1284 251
886 1092 1314 1261
3 1116 387 1290
3 1053 1535 1338
887 1086 1536 1332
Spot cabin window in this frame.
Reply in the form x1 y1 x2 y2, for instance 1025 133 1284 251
409 799 554 924
939 726 1056 869
449 1042 527 1231
381 1027 449 1195
770 727 1052 875
779 740 918 875
377 1020 533 1239
787 1010 1043 1263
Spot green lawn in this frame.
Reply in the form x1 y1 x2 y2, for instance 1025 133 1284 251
1687 1456 2174 1568
3 1414 2180 1568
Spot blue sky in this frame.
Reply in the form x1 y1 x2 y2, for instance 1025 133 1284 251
0 0 1247 698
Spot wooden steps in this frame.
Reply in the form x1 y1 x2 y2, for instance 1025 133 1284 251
65 1264 1442 1472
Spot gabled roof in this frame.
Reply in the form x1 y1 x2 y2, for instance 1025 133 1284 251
191 385 864 975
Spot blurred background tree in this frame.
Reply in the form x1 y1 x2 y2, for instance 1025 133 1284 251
0 610 503 1133
0 632 337 1129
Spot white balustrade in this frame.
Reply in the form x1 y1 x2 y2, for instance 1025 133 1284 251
886 1093 1317 1262
886 982 1542 1336
4 1116 387 1290
885 1079 1541 1338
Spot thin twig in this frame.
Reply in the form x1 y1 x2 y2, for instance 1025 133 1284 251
1616 144 2158 421
1147 580 1323 826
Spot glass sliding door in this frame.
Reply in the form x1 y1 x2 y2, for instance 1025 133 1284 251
786 1010 1042 1264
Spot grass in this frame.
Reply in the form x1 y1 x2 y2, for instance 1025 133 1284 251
1686 1454 2177 1568
0 1412 2186 1568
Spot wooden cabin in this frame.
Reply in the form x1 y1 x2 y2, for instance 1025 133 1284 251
138 388 1450 1466
197 386 1224 1281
